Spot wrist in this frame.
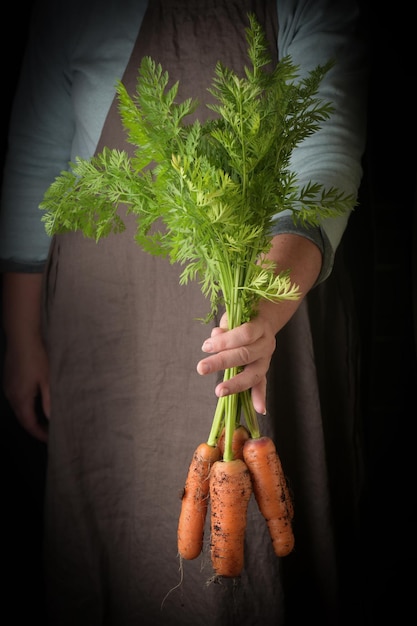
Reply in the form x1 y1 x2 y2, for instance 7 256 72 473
2 272 43 340
257 233 322 335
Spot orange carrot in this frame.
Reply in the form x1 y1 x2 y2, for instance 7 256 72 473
281 470 294 521
177 442 221 560
209 458 252 577
217 424 250 460
243 436 294 557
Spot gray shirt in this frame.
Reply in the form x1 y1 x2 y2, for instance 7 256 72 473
0 0 367 281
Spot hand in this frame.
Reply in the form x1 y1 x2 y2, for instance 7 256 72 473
3 336 50 442
2 272 50 443
196 233 323 414
197 294 301 415
197 309 276 415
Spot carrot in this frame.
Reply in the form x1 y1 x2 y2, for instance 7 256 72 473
209 458 252 577
177 442 221 560
281 470 294 522
217 424 250 460
243 436 294 557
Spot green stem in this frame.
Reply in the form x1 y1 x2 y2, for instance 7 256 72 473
241 389 261 439
210 254 247 461
222 368 239 462
207 395 226 446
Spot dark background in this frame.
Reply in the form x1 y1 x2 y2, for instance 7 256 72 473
1 2 416 624
1 7 49 623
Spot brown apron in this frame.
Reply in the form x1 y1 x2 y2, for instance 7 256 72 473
42 2 364 624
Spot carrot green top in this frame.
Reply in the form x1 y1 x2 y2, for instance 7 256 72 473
0 0 367 281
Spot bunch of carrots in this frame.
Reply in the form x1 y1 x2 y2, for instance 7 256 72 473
40 14 354 581
177 410 295 578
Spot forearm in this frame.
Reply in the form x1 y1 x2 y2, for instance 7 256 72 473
2 272 44 345
258 232 322 336
2 272 49 441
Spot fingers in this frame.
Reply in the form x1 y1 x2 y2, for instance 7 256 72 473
200 321 262 361
39 381 51 420
250 379 268 416
4 368 50 443
196 318 276 414
214 363 267 406
198 320 274 374
2 338 50 443
197 340 263 379
14 394 49 443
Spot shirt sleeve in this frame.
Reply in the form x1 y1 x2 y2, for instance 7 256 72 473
0 0 145 272
0 0 367 277
275 0 368 283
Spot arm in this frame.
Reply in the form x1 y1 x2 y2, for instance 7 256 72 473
0 1 75 441
2 272 49 441
0 0 145 271
197 233 322 415
197 0 368 411
0 1 145 440
275 0 368 282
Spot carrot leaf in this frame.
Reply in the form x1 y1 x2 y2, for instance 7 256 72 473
40 14 356 457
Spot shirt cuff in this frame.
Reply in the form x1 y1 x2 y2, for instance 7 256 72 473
269 215 334 286
0 260 46 273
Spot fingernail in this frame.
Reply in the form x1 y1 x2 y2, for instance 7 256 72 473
218 387 229 397
202 340 213 352
198 363 210 375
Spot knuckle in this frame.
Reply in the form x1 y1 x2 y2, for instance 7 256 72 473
251 371 262 385
238 345 251 365
240 323 255 344
216 353 229 370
